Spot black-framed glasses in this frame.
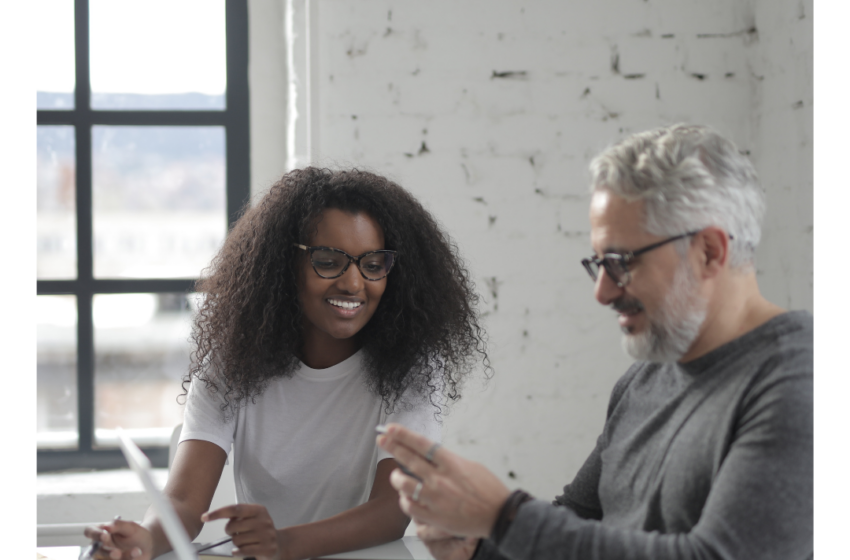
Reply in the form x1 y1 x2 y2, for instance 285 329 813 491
581 230 706 288
294 244 398 281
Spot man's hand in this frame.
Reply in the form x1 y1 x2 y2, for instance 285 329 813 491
202 503 281 560
415 521 479 560
376 423 512 538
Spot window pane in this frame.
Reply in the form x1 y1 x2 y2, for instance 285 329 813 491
38 296 78 449
36 0 75 110
92 126 227 279
37 126 77 280
93 293 197 447
89 0 226 110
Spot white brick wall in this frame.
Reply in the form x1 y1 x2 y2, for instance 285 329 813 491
250 0 812 499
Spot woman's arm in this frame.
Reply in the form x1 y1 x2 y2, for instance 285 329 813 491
144 439 228 557
275 458 410 560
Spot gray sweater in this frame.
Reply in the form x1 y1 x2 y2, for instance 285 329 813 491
477 311 813 560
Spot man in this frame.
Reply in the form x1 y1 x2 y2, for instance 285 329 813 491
377 124 813 560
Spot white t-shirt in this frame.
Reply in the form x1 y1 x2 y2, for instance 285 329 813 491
179 350 441 529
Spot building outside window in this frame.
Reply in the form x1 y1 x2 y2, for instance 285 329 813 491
36 0 250 471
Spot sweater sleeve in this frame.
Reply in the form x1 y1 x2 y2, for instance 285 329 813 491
552 364 642 520
472 538 510 560
552 441 603 520
492 364 813 560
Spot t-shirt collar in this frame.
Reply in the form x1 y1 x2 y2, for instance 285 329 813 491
296 348 364 381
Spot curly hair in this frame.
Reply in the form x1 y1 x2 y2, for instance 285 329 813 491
183 167 489 416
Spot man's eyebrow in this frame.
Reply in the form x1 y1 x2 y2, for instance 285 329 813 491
588 244 624 256
600 245 630 255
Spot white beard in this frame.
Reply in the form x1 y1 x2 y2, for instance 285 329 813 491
622 260 708 363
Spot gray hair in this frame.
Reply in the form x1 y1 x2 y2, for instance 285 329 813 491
589 123 765 270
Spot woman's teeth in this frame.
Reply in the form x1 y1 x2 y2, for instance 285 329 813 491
328 299 362 309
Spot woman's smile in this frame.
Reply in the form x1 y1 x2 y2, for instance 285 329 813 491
326 297 364 311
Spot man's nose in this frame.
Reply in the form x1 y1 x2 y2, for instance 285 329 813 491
594 266 624 306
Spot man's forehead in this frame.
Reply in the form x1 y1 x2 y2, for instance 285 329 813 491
589 190 648 251
589 189 641 215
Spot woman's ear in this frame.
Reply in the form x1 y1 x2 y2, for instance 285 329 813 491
696 227 730 278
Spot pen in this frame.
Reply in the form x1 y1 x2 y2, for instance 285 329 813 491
196 536 234 553
78 541 100 560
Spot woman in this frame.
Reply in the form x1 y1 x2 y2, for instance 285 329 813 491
85 168 488 560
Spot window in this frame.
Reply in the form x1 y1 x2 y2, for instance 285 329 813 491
37 0 249 471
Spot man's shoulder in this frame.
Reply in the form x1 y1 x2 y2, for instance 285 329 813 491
762 309 812 343
704 310 813 408
742 310 813 371
706 309 812 372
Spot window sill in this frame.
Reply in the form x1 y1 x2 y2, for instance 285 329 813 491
37 468 169 545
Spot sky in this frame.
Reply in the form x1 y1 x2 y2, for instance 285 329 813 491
36 0 226 95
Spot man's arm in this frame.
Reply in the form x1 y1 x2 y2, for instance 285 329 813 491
492 371 813 560
552 440 603 520
381 365 813 560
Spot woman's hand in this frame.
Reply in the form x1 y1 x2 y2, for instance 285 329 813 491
376 423 512 539
202 503 281 560
83 519 152 560
415 521 479 560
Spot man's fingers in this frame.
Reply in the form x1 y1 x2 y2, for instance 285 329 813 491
390 468 425 499
378 423 445 463
387 443 437 481
398 492 419 517
398 490 440 527
415 522 454 541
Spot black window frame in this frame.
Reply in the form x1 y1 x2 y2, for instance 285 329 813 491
36 0 250 471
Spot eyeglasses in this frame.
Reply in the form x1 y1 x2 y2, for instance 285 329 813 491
581 231 703 288
294 244 398 281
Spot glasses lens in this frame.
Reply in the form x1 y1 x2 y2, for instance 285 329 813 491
359 252 393 280
583 258 600 281
311 249 347 278
602 257 628 286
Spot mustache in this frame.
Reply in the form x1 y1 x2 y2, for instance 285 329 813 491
612 297 645 314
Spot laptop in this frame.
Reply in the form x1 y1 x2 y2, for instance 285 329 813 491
117 428 232 560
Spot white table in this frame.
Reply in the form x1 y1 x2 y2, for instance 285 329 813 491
37 536 435 560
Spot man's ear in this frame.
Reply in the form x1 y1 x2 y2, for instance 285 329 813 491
696 227 730 278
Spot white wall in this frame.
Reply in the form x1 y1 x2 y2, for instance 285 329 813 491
249 0 812 499
249 0 289 195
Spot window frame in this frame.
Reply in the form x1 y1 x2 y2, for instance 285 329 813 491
36 0 250 471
